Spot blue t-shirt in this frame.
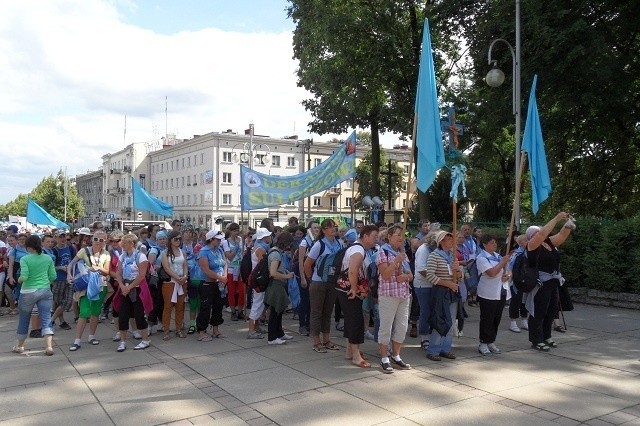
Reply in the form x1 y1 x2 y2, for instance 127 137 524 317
198 245 225 281
54 244 76 281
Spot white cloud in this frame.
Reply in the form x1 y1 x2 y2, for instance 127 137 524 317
0 0 403 205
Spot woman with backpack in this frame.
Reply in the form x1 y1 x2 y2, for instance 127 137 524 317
526 212 574 352
223 223 245 321
304 219 343 353
264 232 295 345
12 235 56 355
247 228 273 339
196 230 228 341
160 230 188 340
113 233 151 352
296 221 320 336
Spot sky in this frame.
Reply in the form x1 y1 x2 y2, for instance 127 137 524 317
0 0 404 205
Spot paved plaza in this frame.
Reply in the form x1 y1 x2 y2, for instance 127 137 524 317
1 302 639 425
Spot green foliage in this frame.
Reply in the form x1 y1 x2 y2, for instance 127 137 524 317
0 170 84 224
354 150 404 210
560 218 640 294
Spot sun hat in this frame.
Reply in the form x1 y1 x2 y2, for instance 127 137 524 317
435 230 453 247
254 227 272 241
205 230 225 241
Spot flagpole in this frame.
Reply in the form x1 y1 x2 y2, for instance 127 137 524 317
402 112 418 236
506 151 527 255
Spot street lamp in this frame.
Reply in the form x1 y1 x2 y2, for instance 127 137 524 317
231 124 272 229
295 138 313 220
486 0 522 229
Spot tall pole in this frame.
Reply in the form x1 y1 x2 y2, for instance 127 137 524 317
514 0 522 230
307 144 312 220
64 166 68 222
248 123 254 229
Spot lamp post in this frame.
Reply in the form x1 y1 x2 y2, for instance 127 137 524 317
486 0 521 229
232 124 272 229
295 138 313 221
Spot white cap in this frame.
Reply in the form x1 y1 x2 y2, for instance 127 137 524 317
205 230 225 241
254 227 272 241
77 227 92 236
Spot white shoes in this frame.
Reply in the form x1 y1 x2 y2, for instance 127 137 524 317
132 330 143 340
134 341 150 350
364 330 375 340
509 322 522 333
478 343 490 355
116 341 126 352
487 343 501 354
520 319 529 330
281 334 294 341
268 338 287 345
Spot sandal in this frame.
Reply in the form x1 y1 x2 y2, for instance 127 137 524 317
313 344 327 353
187 325 196 335
323 341 339 351
12 346 25 354
532 343 550 352
352 359 371 368
439 352 457 360
162 334 171 341
45 348 54 356
426 354 442 361
545 338 558 348
213 332 226 338
176 331 186 338
198 334 213 342
345 351 369 361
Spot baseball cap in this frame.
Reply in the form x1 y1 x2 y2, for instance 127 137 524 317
77 227 92 236
6 224 18 232
254 227 272 241
205 230 225 241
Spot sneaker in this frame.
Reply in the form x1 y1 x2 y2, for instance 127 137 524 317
268 338 287 345
113 332 122 342
478 343 491 355
421 339 430 350
509 323 522 333
335 322 344 331
59 321 72 330
281 333 294 340
488 343 501 354
364 330 375 341
134 341 150 350
298 326 310 336
224 306 232 313
69 343 81 351
237 311 246 320
231 311 238 321
390 357 411 370
380 361 394 374
520 320 529 330
116 341 126 352
132 330 143 340
255 325 266 334
247 331 264 339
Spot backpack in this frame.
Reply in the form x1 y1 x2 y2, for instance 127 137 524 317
293 237 323 278
239 247 254 284
248 248 277 293
317 243 361 286
73 248 101 293
511 250 540 293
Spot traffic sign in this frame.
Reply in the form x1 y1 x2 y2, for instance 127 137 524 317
107 212 115 220
137 212 143 219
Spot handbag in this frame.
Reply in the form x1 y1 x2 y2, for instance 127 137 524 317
157 266 172 283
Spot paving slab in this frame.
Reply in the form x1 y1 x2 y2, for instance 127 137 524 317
0 359 78 388
288 354 382 385
3 403 113 425
554 369 640 402
182 350 282 380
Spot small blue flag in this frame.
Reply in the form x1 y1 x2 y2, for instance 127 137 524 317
414 18 445 193
132 177 174 217
26 198 69 229
521 75 551 215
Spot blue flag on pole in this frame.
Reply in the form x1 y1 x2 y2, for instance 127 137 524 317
414 18 445 193
521 75 551 215
131 177 174 217
26 198 69 229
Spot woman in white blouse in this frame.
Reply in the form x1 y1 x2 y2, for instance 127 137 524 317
476 234 511 355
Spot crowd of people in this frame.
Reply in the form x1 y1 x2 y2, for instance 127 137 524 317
0 211 575 372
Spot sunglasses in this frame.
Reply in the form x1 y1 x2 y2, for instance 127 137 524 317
172 237 182 241
93 238 105 243
111 239 121 243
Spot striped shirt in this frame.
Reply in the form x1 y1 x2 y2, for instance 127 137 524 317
376 248 411 299
425 250 453 286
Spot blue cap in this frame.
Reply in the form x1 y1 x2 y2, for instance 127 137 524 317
156 230 168 240
6 224 18 232
344 229 358 243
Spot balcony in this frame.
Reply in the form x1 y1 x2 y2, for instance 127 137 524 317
123 166 132 173
325 187 341 197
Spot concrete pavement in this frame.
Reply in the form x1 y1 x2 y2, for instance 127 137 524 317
1 302 639 425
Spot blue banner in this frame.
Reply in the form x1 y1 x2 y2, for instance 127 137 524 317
26 198 69 229
132 177 174 217
241 137 356 210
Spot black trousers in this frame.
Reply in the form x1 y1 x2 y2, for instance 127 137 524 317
509 287 528 319
268 308 284 341
334 294 342 323
410 286 420 322
197 282 224 332
118 288 148 331
478 295 506 344
529 280 559 345
337 291 364 345
147 282 164 324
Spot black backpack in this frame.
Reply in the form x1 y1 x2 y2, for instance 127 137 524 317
248 248 277 293
512 250 540 292
239 247 253 284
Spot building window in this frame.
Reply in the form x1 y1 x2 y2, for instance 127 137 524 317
401 182 407 191
181 177 185 187
165 179 168 189
200 194 204 205
287 156 296 167
329 198 337 211
181 158 184 169
345 179 354 189
200 153 204 165
222 194 232 205
314 158 322 167
188 157 191 167
346 197 352 207
313 197 321 207
222 151 232 163
271 155 281 167
161 163 164 173
171 162 174 171
286 200 297 207
170 178 174 189
222 172 232 183
187 175 191 185
402 199 407 208
403 165 409 174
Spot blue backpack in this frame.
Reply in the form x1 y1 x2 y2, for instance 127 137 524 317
317 243 361 286
73 248 102 297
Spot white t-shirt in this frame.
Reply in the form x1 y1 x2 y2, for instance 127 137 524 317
340 243 369 273
119 251 148 281
476 250 511 300
413 243 432 288
222 237 243 278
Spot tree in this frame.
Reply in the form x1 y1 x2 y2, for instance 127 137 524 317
354 149 405 212
0 170 84 224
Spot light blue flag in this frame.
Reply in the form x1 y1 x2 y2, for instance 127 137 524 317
521 75 551 215
241 139 356 210
131 177 174 217
414 18 445 193
26 198 69 229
